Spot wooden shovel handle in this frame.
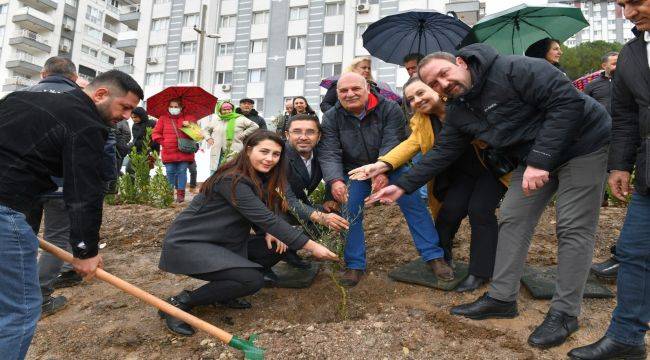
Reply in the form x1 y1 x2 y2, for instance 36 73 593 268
38 238 233 344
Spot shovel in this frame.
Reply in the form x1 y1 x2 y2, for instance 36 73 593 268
38 238 265 359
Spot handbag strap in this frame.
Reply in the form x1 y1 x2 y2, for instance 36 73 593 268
170 116 182 140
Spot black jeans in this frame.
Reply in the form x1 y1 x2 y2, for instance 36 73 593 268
435 170 506 278
186 235 285 306
188 161 197 188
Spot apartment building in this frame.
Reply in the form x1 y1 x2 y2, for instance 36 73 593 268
550 0 636 46
130 0 487 121
0 0 139 95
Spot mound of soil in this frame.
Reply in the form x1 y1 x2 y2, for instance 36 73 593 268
28 202 627 359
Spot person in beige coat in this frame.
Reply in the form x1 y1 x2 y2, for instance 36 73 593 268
203 100 259 173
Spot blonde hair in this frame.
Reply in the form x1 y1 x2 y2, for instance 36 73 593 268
344 57 373 81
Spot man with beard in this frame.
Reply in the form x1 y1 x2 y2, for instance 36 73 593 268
369 44 611 348
0 70 143 360
584 51 618 114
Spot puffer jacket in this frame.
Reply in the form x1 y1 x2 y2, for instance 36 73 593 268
395 43 611 193
151 112 198 163
318 93 406 183
236 108 267 130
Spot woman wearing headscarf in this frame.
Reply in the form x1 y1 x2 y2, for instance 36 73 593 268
202 100 259 175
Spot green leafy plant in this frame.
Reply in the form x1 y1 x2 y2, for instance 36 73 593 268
108 127 173 208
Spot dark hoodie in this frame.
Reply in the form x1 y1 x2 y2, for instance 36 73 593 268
130 107 159 153
235 107 267 130
394 43 610 193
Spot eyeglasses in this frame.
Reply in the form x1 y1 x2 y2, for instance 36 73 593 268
289 130 319 136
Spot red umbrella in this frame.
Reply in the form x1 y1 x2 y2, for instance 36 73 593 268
146 86 218 120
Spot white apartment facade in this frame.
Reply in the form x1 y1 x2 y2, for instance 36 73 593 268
130 0 476 121
0 0 139 95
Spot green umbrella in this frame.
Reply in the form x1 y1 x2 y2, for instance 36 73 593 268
461 4 589 55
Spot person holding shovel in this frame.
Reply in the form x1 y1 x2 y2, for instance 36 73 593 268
0 70 143 360
158 130 338 336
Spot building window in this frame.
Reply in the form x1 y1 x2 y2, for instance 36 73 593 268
288 36 306 50
0 26 5 39
220 15 236 28
181 41 197 55
85 5 103 26
183 13 199 28
151 18 169 31
0 4 7 14
289 6 308 20
217 42 234 55
216 71 233 84
178 70 195 83
359 0 379 3
286 66 305 80
250 39 267 53
101 53 115 65
248 68 266 83
323 32 343 46
59 37 72 51
322 63 342 78
154 0 171 3
63 16 75 30
145 72 164 85
65 0 78 7
252 11 269 25
84 25 102 41
81 45 98 57
253 98 264 110
357 24 368 38
148 44 166 58
325 2 344 16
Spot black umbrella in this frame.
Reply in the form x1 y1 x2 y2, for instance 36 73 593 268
362 10 471 65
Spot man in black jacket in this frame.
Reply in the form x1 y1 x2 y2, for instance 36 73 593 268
0 70 142 359
369 44 611 348
583 51 618 114
236 98 267 129
568 2 650 358
318 72 449 287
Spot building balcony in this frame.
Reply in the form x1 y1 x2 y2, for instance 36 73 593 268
116 30 137 55
20 0 57 13
3 76 38 92
12 7 55 33
6 53 42 77
116 57 134 74
119 5 140 30
9 30 51 54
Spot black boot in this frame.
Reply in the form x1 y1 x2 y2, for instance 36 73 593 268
284 250 310 269
450 292 518 320
41 295 67 317
528 309 578 348
591 257 619 280
455 275 489 292
158 291 195 336
52 270 83 289
568 336 647 360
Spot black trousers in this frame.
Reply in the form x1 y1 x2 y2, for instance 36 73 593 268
435 170 506 278
186 235 285 307
188 161 197 187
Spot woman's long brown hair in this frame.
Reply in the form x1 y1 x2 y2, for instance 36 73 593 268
199 130 288 213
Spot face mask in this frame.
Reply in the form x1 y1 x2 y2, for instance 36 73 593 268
169 108 181 116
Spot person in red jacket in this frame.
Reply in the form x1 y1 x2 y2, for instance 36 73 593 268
152 98 198 202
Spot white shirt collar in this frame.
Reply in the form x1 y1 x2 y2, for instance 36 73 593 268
645 31 650 42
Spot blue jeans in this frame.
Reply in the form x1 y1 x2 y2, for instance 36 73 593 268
606 192 650 346
164 162 189 190
343 166 444 270
0 205 41 360
411 152 428 200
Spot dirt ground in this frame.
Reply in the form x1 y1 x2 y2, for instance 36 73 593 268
27 202 630 360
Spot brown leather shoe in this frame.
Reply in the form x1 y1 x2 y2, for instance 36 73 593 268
428 258 454 281
340 269 364 287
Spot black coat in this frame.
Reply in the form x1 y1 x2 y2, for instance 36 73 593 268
608 31 650 194
131 119 159 153
584 72 613 114
0 89 108 259
318 94 407 183
159 174 309 275
284 143 332 222
395 44 611 193
236 108 267 130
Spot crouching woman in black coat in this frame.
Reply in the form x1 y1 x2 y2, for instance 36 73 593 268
158 130 338 336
